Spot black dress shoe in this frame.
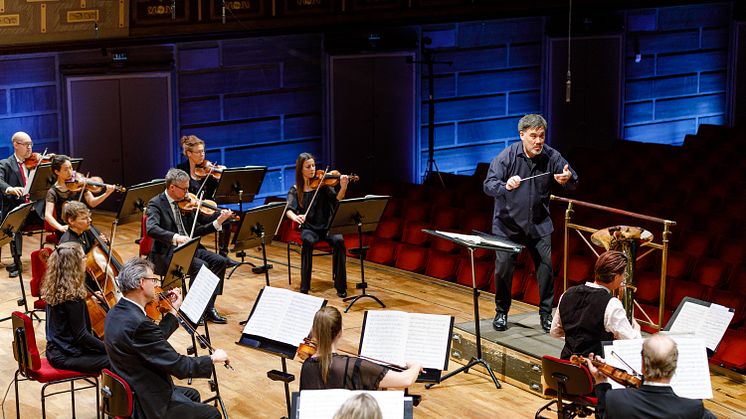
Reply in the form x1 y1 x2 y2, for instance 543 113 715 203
337 291 347 298
492 313 507 331
5 263 17 272
9 269 19 278
205 308 227 324
540 313 552 333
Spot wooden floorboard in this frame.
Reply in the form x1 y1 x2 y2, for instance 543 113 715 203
0 211 743 418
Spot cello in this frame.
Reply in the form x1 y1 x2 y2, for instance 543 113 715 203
84 224 125 337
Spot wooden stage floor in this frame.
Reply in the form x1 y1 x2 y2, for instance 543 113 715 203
0 212 744 418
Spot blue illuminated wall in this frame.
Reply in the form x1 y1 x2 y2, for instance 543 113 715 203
176 36 323 199
0 55 63 158
623 4 730 145
419 18 544 177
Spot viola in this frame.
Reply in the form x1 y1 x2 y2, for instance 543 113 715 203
23 152 55 170
308 170 359 189
570 354 642 388
66 172 126 194
177 192 239 221
145 286 175 321
193 160 226 180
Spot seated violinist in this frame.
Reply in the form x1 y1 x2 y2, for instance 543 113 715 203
588 334 715 419
550 250 641 359
300 306 421 390
59 201 96 253
285 153 348 297
104 258 228 419
146 168 233 324
176 135 234 259
42 242 110 374
41 154 115 235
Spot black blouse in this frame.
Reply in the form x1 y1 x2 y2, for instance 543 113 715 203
45 298 105 358
286 184 339 231
300 354 389 391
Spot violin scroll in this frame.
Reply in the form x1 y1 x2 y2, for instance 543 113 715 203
308 170 360 189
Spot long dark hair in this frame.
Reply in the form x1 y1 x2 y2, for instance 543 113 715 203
311 306 343 384
294 152 315 208
51 154 71 178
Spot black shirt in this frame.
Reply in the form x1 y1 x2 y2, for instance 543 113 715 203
45 298 106 358
60 228 97 254
300 354 389 390
483 142 577 239
287 184 339 231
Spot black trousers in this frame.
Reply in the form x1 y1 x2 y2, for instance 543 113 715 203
188 247 227 311
300 229 347 294
165 386 221 419
494 234 554 316
47 349 110 375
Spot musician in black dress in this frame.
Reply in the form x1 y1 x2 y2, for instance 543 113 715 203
285 153 349 297
43 154 115 235
300 306 421 390
42 241 110 374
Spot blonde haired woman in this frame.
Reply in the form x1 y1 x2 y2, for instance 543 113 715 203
300 307 421 390
42 241 110 374
177 135 219 199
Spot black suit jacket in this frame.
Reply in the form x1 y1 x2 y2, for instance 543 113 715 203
104 299 213 419
146 192 217 275
0 154 26 217
598 383 715 419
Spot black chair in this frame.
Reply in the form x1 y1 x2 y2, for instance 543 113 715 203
100 368 135 419
535 355 597 419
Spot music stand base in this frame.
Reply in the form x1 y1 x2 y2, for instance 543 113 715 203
343 292 385 313
425 357 501 390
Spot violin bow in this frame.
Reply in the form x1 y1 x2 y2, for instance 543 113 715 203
188 190 205 239
302 166 329 222
104 219 123 296
194 162 217 198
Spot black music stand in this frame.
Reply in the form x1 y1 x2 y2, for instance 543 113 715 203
213 166 267 266
237 287 327 419
25 159 83 202
422 229 522 390
328 195 389 313
0 203 34 323
228 201 286 282
178 266 229 418
115 179 166 225
162 237 201 291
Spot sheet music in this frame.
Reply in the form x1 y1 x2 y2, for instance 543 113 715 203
668 301 734 350
403 313 452 369
241 287 324 346
604 336 712 399
299 390 404 419
180 265 220 324
360 311 408 366
360 310 452 370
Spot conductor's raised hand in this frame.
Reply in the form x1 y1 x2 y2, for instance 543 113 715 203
217 208 233 224
554 164 572 185
506 175 522 191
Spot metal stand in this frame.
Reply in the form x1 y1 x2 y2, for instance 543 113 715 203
0 238 35 323
267 358 294 419
226 189 258 279
343 216 385 313
426 247 501 389
200 320 229 419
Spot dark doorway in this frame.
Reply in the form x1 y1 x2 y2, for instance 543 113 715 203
66 73 173 211
328 53 416 193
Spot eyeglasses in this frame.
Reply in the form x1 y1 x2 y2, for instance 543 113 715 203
14 141 33 148
142 276 161 285
172 184 189 192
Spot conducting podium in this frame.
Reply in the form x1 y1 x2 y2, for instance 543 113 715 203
422 229 522 389
328 195 389 313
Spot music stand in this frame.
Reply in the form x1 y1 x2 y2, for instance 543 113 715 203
228 201 286 283
422 229 522 390
162 237 201 291
115 179 166 225
0 203 34 322
25 159 83 202
213 166 266 265
327 195 389 313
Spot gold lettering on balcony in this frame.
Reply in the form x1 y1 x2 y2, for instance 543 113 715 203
146 4 174 15
0 14 20 26
67 9 99 22
296 0 321 5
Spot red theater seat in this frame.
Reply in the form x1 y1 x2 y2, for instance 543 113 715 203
365 237 398 266
425 250 460 282
401 202 430 223
709 289 746 328
728 267 746 294
455 257 494 290
565 255 594 285
665 251 694 281
679 232 712 259
373 217 403 240
431 206 460 230
717 239 746 267
665 280 709 311
394 244 428 274
382 198 402 218
710 329 746 370
401 221 431 246
692 258 730 289
430 189 456 208
430 235 461 254
634 271 663 305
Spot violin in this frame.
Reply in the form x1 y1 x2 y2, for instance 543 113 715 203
145 286 175 321
23 152 55 170
570 354 642 388
308 170 359 189
66 172 127 194
193 160 226 180
177 192 239 221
